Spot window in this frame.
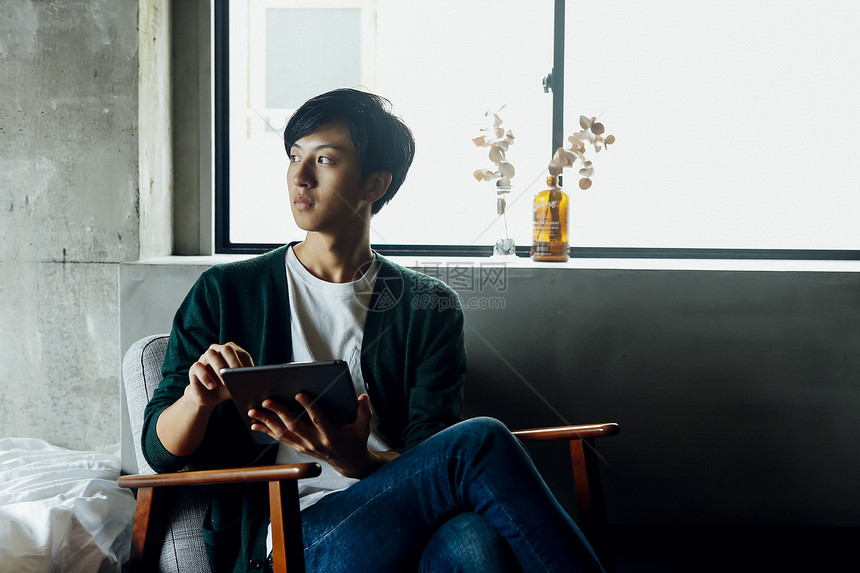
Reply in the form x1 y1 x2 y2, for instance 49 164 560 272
220 0 377 250
216 0 860 259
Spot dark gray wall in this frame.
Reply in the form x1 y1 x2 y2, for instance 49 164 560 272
462 268 860 526
120 261 860 527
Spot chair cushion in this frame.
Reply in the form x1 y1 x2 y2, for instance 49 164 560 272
123 334 169 476
123 335 211 572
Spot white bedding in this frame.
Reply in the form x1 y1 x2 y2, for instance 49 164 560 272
0 438 136 573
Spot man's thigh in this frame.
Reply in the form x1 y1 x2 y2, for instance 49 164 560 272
299 420 494 571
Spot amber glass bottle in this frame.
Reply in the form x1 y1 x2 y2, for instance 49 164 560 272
531 175 570 262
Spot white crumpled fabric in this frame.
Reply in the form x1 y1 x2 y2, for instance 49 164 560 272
0 438 136 573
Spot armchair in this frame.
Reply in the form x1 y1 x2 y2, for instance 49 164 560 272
120 335 619 572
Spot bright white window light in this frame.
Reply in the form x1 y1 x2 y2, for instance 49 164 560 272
227 1 860 251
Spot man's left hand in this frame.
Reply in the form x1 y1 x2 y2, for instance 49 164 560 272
249 393 397 478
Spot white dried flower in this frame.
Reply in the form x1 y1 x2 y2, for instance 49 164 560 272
473 107 517 213
548 116 614 189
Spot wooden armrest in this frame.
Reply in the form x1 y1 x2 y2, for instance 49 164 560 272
511 423 620 442
118 463 322 489
120 463 320 573
511 423 620 572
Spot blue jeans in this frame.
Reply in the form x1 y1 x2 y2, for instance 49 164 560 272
299 417 605 572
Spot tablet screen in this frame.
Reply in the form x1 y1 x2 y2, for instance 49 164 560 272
221 360 358 444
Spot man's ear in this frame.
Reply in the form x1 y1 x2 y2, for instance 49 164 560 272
365 172 392 203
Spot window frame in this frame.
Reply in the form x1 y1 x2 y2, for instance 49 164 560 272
213 0 860 261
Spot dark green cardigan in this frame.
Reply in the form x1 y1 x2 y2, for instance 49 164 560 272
141 245 466 572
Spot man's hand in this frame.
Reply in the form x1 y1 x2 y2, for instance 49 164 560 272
249 393 397 478
156 342 254 457
185 342 255 408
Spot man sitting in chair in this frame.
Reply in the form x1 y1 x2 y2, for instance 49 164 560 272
142 88 605 573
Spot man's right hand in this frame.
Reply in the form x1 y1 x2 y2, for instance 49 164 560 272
185 342 255 407
157 342 255 457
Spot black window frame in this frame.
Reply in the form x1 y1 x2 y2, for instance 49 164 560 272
213 0 860 261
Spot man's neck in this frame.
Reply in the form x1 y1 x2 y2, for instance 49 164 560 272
292 234 374 283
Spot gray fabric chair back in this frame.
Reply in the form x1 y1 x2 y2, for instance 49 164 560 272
123 334 211 573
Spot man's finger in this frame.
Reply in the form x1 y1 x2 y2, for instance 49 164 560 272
201 346 230 375
258 399 311 431
353 393 373 427
189 362 219 390
218 343 245 369
251 405 311 448
293 393 335 432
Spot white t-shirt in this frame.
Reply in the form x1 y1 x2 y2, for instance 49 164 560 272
268 246 392 552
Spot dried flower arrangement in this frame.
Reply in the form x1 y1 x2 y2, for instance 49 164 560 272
549 115 615 189
472 108 516 211
472 107 517 255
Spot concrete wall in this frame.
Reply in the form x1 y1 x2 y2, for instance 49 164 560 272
0 1 141 451
138 0 173 259
119 260 860 527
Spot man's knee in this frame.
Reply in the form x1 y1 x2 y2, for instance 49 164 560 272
447 417 512 448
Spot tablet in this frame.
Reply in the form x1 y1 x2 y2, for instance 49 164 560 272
221 360 358 444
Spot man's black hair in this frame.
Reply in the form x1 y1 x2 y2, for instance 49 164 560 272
283 88 416 215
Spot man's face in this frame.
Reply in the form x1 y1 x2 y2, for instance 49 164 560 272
286 122 377 234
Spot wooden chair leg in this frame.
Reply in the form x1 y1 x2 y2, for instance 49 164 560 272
126 486 167 573
570 438 614 572
269 480 306 573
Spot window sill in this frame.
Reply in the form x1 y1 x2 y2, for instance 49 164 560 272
131 254 860 273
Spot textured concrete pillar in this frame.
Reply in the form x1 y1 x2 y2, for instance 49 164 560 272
0 1 140 450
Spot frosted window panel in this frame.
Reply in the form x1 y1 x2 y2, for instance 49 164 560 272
266 9 361 109
228 1 371 245
368 0 554 247
562 0 860 249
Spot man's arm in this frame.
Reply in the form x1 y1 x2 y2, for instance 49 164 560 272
401 284 467 449
155 342 254 457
